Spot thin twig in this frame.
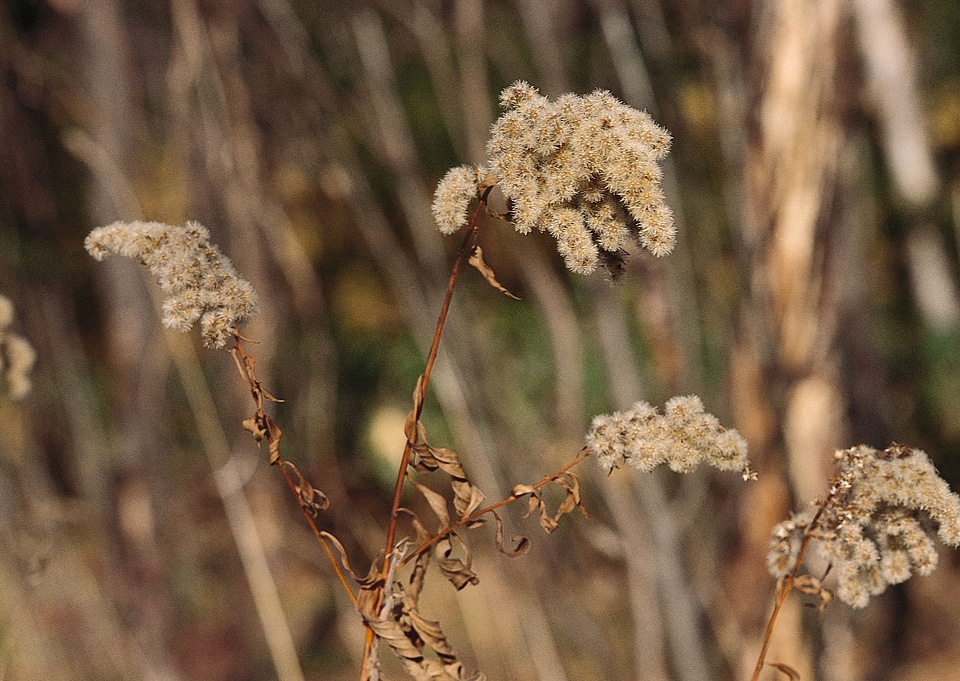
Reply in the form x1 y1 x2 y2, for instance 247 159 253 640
749 507 824 681
398 448 593 570
381 191 488 559
231 334 359 609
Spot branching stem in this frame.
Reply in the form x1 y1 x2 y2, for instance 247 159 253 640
749 507 824 681
398 447 593 570
381 190 489 564
231 336 359 609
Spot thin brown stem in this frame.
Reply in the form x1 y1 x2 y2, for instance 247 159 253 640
361 190 489 677
231 334 359 609
381 191 488 562
397 447 593 570
749 507 824 681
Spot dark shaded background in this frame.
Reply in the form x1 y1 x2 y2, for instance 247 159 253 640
2 0 960 679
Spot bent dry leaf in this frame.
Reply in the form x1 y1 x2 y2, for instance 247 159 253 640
469 244 519 299
282 461 329 517
553 472 589 520
492 510 531 558
434 535 480 590
319 530 373 588
265 415 283 464
404 601 467 672
767 662 802 681
412 481 452 529
793 574 832 611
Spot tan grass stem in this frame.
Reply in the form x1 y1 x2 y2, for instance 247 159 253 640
750 508 823 681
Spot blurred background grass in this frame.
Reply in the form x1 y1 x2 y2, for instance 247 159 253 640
2 0 960 679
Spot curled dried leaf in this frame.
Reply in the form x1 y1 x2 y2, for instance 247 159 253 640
451 479 486 522
553 472 589 520
794 574 832 611
242 415 266 442
283 461 329 516
265 415 282 465
403 602 466 672
528 490 559 534
477 172 499 193
469 244 519 299
413 481 452 529
492 510 530 558
767 662 802 680
318 530 366 586
434 535 479 590
364 617 435 681
511 483 536 497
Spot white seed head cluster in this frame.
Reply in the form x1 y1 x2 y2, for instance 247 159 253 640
432 81 675 276
0 295 36 400
585 395 750 476
432 165 489 236
85 221 259 348
767 444 960 608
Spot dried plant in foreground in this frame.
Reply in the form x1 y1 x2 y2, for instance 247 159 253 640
752 443 960 680
84 79 960 681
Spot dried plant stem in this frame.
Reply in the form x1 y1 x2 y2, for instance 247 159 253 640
750 508 823 681
230 336 359 610
382 196 485 558
164 331 306 681
360 192 487 677
399 448 593 571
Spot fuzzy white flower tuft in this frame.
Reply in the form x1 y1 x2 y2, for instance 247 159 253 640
432 81 674 277
85 221 259 348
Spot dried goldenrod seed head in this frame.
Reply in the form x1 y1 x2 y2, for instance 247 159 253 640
432 81 675 277
0 294 36 400
85 220 259 348
432 165 486 235
766 444 960 608
585 395 750 477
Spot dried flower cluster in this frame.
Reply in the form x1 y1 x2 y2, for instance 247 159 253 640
85 221 259 348
0 294 36 399
585 395 750 476
767 444 960 608
433 81 674 276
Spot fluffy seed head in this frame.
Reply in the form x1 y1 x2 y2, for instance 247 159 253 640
432 81 675 277
766 443 960 608
85 220 259 348
585 396 750 477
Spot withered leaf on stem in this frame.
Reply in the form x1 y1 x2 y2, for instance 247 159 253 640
469 244 519 299
364 617 437 681
282 461 329 516
412 481 452 529
491 510 530 558
242 415 266 442
794 574 832 611
318 530 368 586
403 598 467 672
451 478 485 523
553 472 589 520
396 508 434 602
767 662 802 680
265 415 282 465
434 535 479 589
511 483 537 497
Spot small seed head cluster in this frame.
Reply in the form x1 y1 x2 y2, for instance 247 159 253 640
767 444 960 608
0 295 36 400
432 81 674 276
85 221 259 348
585 395 750 476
